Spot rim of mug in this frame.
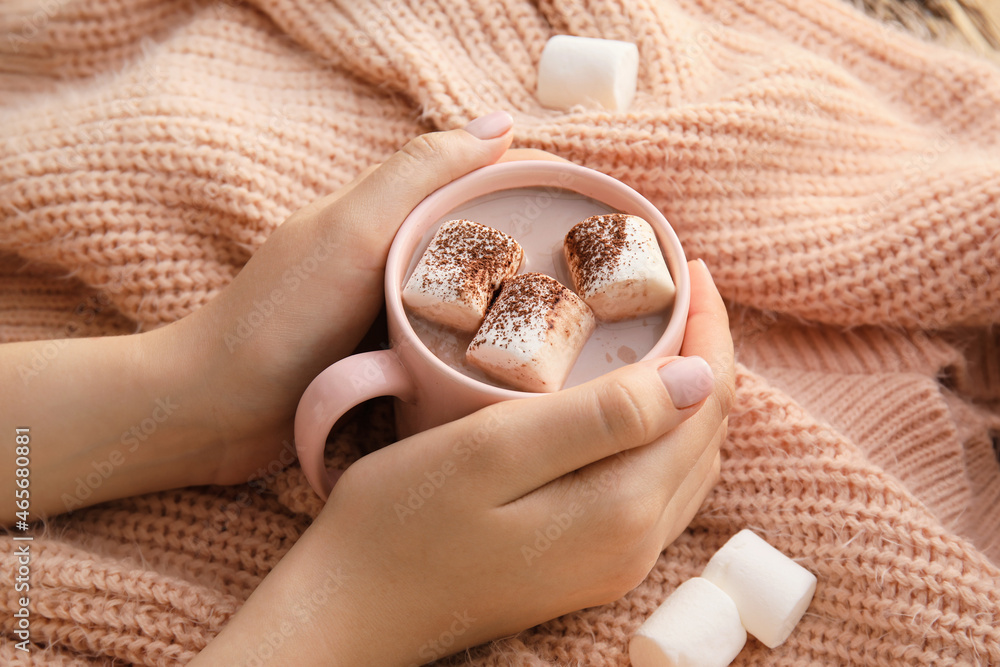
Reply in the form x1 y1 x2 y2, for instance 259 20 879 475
385 160 691 398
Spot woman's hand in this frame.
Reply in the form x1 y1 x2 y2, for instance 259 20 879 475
1 113 535 521
191 259 735 666
151 112 521 486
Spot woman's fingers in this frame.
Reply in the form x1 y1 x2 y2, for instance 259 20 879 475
290 131 559 221
210 114 515 368
658 432 724 550
611 260 731 508
282 112 513 256
423 261 732 507
321 112 514 263
445 355 713 505
492 260 732 564
681 260 736 425
552 260 732 500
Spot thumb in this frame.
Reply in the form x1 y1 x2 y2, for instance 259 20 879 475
442 356 717 504
191 113 514 389
330 111 514 260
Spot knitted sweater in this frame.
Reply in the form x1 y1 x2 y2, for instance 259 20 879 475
2 0 999 665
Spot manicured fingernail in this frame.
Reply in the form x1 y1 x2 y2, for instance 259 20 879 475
659 356 714 408
697 258 712 279
463 111 513 140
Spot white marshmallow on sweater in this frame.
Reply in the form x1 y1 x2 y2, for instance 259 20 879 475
629 577 747 667
701 529 817 649
564 214 675 321
402 219 523 332
536 35 639 111
466 273 595 392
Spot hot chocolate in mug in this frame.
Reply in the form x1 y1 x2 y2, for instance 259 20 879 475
294 160 690 500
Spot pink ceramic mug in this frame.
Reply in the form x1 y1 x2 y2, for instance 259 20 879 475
294 160 690 500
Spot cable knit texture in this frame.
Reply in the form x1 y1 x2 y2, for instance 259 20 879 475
2 0 1000 665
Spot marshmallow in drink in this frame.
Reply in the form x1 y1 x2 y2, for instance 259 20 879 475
402 219 523 332
537 35 639 111
466 273 595 392
564 214 675 322
629 577 747 667
701 529 817 649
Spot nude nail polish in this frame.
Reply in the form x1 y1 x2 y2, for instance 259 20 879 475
659 356 715 408
463 111 514 140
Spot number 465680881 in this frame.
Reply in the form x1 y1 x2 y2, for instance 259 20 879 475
14 428 30 526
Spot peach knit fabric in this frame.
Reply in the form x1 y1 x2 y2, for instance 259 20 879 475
2 0 1000 665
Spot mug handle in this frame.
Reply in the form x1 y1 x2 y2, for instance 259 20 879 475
294 350 416 500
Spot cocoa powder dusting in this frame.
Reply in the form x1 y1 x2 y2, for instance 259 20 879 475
564 214 630 294
469 273 582 351
417 219 522 308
